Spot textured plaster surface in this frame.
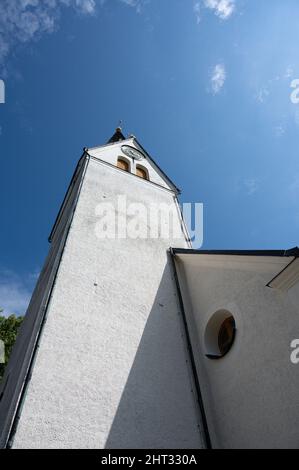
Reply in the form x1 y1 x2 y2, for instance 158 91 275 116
175 253 299 449
12 154 204 449
0 156 87 448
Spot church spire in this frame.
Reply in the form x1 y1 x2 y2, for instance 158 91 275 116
107 126 126 144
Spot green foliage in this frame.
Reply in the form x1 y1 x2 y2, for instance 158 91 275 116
0 310 24 382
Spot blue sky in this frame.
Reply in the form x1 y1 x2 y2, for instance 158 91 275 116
0 0 299 315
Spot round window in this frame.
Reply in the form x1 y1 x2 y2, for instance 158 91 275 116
204 310 236 359
218 316 235 356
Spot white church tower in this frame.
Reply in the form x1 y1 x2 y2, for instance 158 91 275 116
1 129 299 449
0 129 208 449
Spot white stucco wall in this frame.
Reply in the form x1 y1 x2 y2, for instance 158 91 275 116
0 155 88 449
12 151 205 449
175 253 299 449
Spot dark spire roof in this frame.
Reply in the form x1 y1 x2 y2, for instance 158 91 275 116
107 127 126 144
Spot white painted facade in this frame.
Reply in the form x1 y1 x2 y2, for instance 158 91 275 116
0 132 298 449
4 137 205 449
174 252 299 449
88 138 171 190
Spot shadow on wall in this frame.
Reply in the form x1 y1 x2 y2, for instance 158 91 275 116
105 262 203 449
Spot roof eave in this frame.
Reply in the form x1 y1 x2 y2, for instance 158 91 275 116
171 247 299 257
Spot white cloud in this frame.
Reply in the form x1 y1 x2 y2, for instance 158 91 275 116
119 0 146 13
193 2 201 24
120 0 138 5
0 0 150 68
0 269 37 316
285 67 294 79
256 87 270 104
210 63 226 94
0 0 98 66
77 0 96 14
244 178 259 196
204 0 235 20
274 125 285 137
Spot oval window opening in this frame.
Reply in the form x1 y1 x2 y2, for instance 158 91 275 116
205 310 236 359
218 316 235 356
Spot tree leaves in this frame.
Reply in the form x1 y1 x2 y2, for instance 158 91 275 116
0 312 24 382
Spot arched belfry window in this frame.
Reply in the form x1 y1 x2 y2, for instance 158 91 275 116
117 157 130 172
136 165 149 180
